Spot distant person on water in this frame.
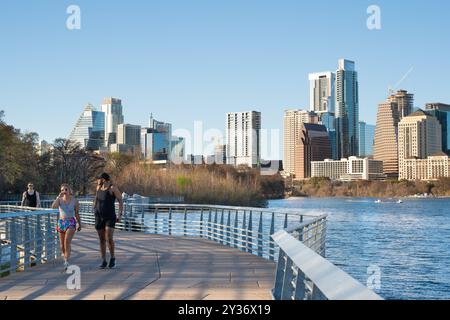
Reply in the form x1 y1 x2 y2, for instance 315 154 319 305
94 173 123 269
21 182 41 208
52 184 82 270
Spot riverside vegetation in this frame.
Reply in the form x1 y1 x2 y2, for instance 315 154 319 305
292 177 450 198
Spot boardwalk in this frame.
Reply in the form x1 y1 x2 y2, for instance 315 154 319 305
0 227 276 300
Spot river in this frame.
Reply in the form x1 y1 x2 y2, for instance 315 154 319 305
269 197 450 300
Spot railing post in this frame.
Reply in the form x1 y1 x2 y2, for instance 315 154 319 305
207 209 212 240
273 249 286 300
281 257 294 300
269 212 275 261
45 214 53 261
226 210 231 246
294 268 307 300
200 208 204 238
141 211 145 233
241 211 247 252
284 213 288 229
233 210 239 249
35 215 43 264
247 211 253 254
168 208 173 236
23 215 31 270
257 212 263 257
184 208 188 237
9 219 17 274
220 209 224 245
214 209 218 243
154 208 158 234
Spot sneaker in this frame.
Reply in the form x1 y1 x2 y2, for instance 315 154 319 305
108 257 116 269
99 260 108 269
64 261 69 272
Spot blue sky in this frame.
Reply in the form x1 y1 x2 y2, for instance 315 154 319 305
1 0 449 158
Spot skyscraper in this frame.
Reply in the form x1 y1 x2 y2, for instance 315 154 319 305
335 59 359 159
388 90 414 120
110 123 141 154
226 111 261 167
425 103 450 156
398 110 443 180
284 109 320 177
295 123 332 180
309 72 335 114
374 101 401 178
141 115 173 161
398 110 442 161
101 98 124 146
69 104 105 150
359 121 375 157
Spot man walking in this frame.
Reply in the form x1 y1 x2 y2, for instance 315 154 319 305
94 173 123 269
21 182 41 208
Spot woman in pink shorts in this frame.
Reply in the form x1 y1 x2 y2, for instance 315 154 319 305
52 184 82 270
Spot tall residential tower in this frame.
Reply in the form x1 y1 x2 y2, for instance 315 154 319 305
226 111 261 167
335 59 359 159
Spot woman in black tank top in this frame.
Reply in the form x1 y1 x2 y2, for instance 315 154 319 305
95 185 116 218
94 173 124 269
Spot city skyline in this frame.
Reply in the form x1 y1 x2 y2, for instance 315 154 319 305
1 1 450 156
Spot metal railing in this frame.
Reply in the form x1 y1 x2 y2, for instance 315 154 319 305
271 221 382 300
0 206 60 277
0 201 383 300
77 202 323 261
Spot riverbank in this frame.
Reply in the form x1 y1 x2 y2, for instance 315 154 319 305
290 177 450 198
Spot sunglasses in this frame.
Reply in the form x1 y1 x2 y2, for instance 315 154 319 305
28 185 34 188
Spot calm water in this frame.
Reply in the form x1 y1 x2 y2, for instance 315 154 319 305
269 197 450 300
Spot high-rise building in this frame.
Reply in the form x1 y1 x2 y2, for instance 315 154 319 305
359 121 375 157
141 115 173 161
69 104 105 150
425 103 450 156
226 111 261 167
398 110 442 161
373 101 401 178
214 144 227 164
101 98 124 146
388 90 414 120
295 123 332 180
171 136 185 164
309 72 335 114
335 59 359 159
398 109 444 181
284 109 319 177
110 123 141 154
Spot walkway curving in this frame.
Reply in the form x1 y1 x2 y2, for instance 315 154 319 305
0 227 276 300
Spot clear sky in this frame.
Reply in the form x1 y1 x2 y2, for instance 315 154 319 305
1 0 449 158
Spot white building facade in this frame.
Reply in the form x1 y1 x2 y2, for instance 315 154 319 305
226 111 261 167
311 157 384 181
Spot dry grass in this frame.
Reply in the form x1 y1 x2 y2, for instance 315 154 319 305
114 163 267 206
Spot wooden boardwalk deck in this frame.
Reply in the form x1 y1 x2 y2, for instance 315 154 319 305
0 227 276 300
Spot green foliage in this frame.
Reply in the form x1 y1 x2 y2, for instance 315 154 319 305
0 112 106 197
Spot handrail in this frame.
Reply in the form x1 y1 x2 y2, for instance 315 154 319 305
271 221 382 300
0 206 60 277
